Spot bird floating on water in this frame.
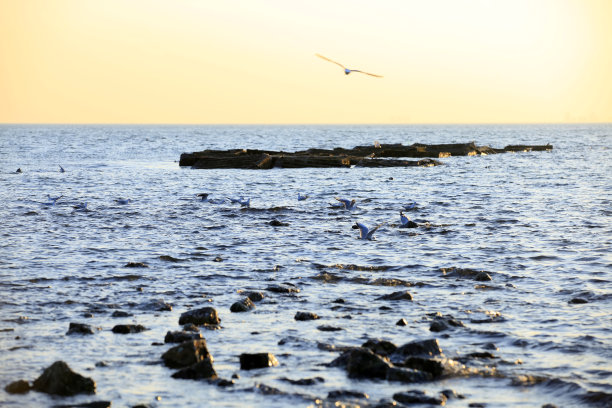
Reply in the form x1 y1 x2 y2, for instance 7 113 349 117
316 54 383 78
297 193 309 201
335 197 357 210
399 211 418 228
43 194 63 206
353 222 384 240
403 201 417 211
197 193 209 201
228 197 250 207
115 198 131 205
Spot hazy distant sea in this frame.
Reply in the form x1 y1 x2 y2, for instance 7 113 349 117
0 124 610 407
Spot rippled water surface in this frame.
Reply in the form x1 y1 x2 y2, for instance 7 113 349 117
0 124 610 407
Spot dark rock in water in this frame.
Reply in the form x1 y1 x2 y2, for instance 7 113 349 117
171 358 217 380
386 366 433 383
541 404 558 408
280 376 324 386
182 323 200 332
245 291 265 302
393 390 447 405
400 357 448 378
32 361 95 396
569 297 588 304
213 256 223 262
441 389 465 399
253 383 285 395
5 379 30 394
333 298 345 304
112 324 147 334
230 298 255 313
392 339 443 360
265 284 300 294
124 262 148 268
429 314 465 332
145 299 172 312
328 390 369 400
111 310 132 318
162 339 212 369
159 255 181 262
440 267 492 281
295 311 319 321
396 318 408 326
580 390 612 406
317 325 343 332
376 290 413 301
213 378 235 387
164 330 203 343
362 339 397 357
52 402 112 408
330 348 390 379
269 219 289 226
179 307 221 326
503 144 553 152
66 323 96 335
239 353 279 370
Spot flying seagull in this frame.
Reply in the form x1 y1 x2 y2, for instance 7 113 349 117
335 197 357 210
353 222 384 240
316 54 383 78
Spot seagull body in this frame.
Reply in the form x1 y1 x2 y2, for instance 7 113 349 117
228 197 250 207
59 165 65 173
297 193 309 201
335 197 357 210
43 194 63 206
403 201 417 211
399 211 418 228
316 54 383 78
115 198 131 205
73 202 88 211
354 222 383 240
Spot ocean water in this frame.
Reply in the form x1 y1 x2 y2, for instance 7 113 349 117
0 124 610 407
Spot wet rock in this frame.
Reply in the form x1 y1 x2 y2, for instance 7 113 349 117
376 291 413 301
230 298 255 313
396 318 408 326
333 298 345 303
66 323 96 335
213 256 223 262
569 297 588 304
386 366 433 383
178 307 220 326
183 323 200 332
295 311 320 321
213 378 235 387
112 324 147 334
145 299 172 312
429 314 465 332
392 339 443 361
32 361 95 396
393 390 447 405
269 219 289 227
280 377 324 386
253 383 285 395
111 310 132 318
469 311 505 324
245 291 265 302
330 348 390 379
541 405 558 408
159 255 181 262
162 339 212 369
370 278 413 287
240 353 279 370
440 267 492 281
164 330 203 343
328 390 369 400
400 357 447 378
53 402 112 408
362 339 397 356
441 389 465 399
171 358 217 380
580 390 612 406
265 284 300 294
5 379 30 394
124 262 148 268
317 325 343 331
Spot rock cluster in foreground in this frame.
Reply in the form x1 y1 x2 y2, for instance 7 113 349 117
179 142 552 169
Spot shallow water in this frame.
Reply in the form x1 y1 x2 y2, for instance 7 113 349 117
0 124 610 407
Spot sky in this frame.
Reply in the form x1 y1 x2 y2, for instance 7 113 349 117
1 0 611 124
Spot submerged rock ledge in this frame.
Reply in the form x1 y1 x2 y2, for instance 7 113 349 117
179 142 552 169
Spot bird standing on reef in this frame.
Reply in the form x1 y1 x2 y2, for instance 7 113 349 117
399 211 418 228
316 54 383 78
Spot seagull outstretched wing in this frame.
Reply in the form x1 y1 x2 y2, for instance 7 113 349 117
348 69 383 78
315 54 346 69
316 54 383 78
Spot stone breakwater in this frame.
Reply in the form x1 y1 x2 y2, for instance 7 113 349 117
179 142 553 169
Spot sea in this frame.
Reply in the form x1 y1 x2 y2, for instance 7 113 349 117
0 124 610 407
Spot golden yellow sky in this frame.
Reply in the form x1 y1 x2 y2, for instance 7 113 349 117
1 0 611 124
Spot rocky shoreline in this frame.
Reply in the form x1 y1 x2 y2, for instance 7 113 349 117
179 142 553 169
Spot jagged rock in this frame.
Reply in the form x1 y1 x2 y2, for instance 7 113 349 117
171 358 217 380
32 361 95 396
162 339 212 369
386 366 433 383
145 299 172 312
159 255 181 262
265 284 300 294
178 307 220 326
317 325 343 332
124 262 148 268
362 339 397 356
269 219 289 226
391 339 443 362
245 291 265 302
569 297 588 304
440 267 492 281
396 318 408 326
66 323 96 335
4 379 30 394
328 390 369 400
295 311 319 321
376 291 413 301
164 330 203 343
239 353 279 370
429 314 465 332
111 324 147 334
280 377 324 386
393 390 447 405
111 310 132 318
330 348 390 379
230 298 255 313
